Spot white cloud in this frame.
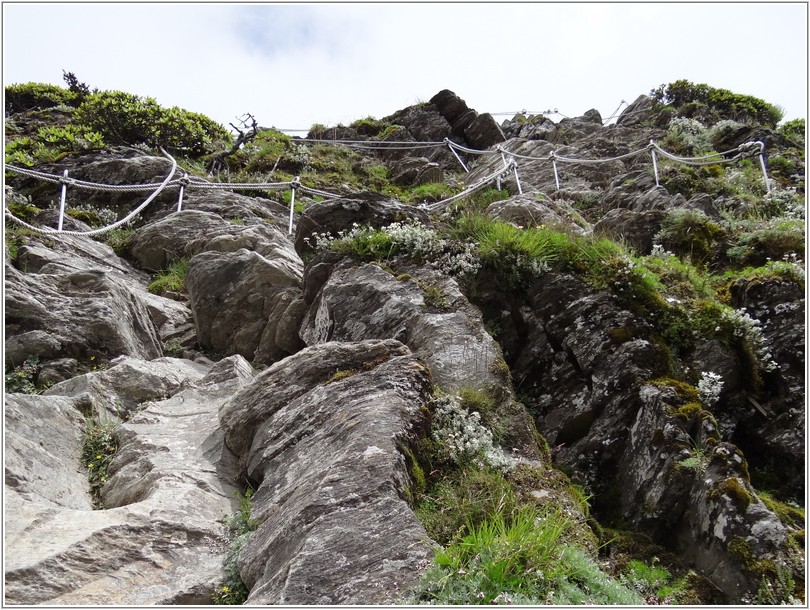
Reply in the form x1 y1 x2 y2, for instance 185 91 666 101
3 2 807 132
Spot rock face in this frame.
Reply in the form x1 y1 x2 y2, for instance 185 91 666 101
4 356 254 605
299 256 543 460
5 255 163 364
220 340 434 604
4 86 805 606
293 191 431 257
185 246 304 364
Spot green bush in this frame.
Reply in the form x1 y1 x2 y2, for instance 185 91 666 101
213 488 258 605
4 356 41 394
74 90 231 155
652 80 784 128
415 467 518 545
5 82 78 115
777 118 805 147
726 218 805 268
653 209 726 266
5 124 106 166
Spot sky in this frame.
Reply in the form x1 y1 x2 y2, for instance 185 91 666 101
2 2 808 135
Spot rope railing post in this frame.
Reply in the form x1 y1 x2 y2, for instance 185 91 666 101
512 161 523 195
754 141 771 194
650 141 660 187
177 173 190 212
445 138 469 172
551 153 561 191
57 169 69 231
288 176 300 235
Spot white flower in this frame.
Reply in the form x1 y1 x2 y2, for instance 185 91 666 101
697 371 724 407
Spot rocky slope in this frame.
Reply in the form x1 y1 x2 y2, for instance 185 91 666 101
4 84 805 604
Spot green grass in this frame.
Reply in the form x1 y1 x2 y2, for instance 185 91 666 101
147 258 189 294
410 503 643 605
81 418 119 508
213 488 258 605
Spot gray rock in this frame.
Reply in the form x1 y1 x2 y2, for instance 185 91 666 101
4 355 255 605
464 112 506 150
5 394 91 511
293 192 431 258
486 192 589 234
616 94 656 127
185 246 304 364
429 89 470 124
5 263 162 364
300 261 543 459
219 339 434 604
593 207 667 254
128 209 294 272
621 384 795 600
300 262 501 392
44 355 210 419
517 115 561 143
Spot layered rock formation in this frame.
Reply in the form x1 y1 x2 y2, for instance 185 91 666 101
4 87 804 605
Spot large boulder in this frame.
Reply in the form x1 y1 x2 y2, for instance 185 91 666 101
185 246 304 364
127 209 294 271
300 259 543 460
463 112 506 150
486 192 589 234
4 355 255 605
293 192 431 257
219 339 435 604
5 263 163 365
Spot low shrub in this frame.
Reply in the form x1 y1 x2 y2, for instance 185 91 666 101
75 90 231 156
5 356 41 394
213 488 258 604
81 418 119 508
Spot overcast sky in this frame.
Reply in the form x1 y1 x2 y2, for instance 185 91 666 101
3 2 807 134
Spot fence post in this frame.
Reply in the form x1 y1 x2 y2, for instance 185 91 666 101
57 169 69 231
755 141 771 193
177 173 189 212
288 176 300 235
512 162 523 195
551 153 560 191
445 139 469 173
650 142 660 187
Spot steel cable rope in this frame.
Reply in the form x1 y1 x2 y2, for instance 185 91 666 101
650 142 752 167
295 138 447 147
6 164 178 192
504 146 650 165
5 148 179 237
423 161 517 212
445 140 500 156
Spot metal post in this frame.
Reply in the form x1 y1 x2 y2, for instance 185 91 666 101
755 142 771 193
288 177 300 235
650 145 660 187
445 139 469 173
57 169 68 231
758 154 771 193
177 173 189 212
512 162 523 195
551 154 560 191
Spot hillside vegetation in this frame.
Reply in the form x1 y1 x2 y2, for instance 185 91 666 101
4 74 805 605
